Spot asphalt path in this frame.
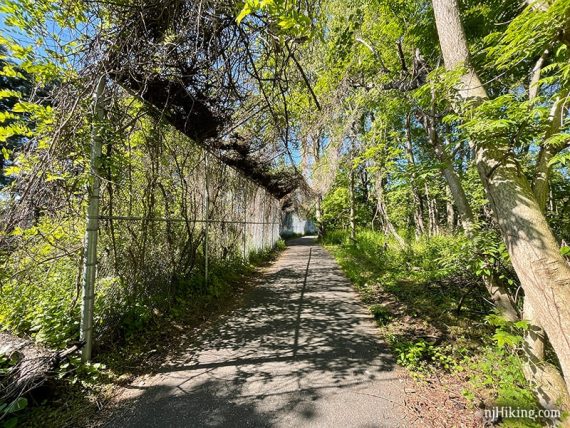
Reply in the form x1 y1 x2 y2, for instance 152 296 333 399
107 236 407 427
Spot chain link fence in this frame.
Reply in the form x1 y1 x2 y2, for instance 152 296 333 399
0 107 286 356
88 127 284 346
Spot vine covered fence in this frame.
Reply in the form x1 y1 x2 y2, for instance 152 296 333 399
0 117 284 354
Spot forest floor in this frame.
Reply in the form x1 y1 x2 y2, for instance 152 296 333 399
98 236 423 427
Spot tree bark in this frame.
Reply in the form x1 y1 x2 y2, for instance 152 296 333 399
313 137 325 237
522 299 570 410
375 173 406 247
405 114 426 236
528 52 568 214
423 114 475 232
0 333 81 402
424 181 439 236
533 97 566 213
446 186 456 231
529 50 548 102
421 104 518 319
432 0 570 396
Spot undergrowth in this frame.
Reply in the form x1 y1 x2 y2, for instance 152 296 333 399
0 240 285 427
323 229 547 427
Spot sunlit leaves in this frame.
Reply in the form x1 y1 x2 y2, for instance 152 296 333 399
0 0 88 36
549 149 570 167
486 0 570 71
0 122 33 143
236 0 313 39
459 94 550 153
0 89 21 99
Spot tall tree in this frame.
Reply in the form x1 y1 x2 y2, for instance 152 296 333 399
432 0 570 399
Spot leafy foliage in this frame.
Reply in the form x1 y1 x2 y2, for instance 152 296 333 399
1 0 570 423
326 229 542 415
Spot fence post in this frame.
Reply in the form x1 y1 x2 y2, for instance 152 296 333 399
262 194 266 250
243 186 247 260
80 76 106 363
273 203 278 247
204 153 209 289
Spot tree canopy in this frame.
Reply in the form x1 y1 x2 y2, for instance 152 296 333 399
1 0 570 424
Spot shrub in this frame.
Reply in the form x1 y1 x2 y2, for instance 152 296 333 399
320 229 349 246
390 337 457 375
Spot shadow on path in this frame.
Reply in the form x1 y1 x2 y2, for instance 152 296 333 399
107 236 406 427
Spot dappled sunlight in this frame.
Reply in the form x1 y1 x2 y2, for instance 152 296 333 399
107 237 407 427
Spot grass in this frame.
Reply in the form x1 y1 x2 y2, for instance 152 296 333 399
10 241 286 428
323 229 546 427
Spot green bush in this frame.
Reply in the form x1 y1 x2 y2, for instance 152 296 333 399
390 337 457 375
466 347 542 428
0 213 286 352
0 219 82 348
326 227 540 418
320 229 349 246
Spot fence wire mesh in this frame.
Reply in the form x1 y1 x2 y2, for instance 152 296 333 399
90 129 282 343
97 149 281 274
0 112 284 353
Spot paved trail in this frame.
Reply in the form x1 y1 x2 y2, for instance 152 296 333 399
108 237 407 427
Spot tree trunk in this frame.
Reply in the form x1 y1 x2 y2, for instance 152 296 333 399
446 186 456 231
376 173 406 247
424 115 475 232
0 333 81 402
314 138 325 238
405 114 426 236
423 109 518 319
533 97 565 213
424 181 439 236
522 299 570 410
432 0 570 397
484 274 519 322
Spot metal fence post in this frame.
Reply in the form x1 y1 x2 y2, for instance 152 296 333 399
80 76 106 363
262 193 266 250
204 153 209 288
243 186 247 260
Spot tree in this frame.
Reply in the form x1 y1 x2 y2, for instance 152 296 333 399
432 0 570 401
0 45 33 187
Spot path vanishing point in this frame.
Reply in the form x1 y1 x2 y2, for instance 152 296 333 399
108 236 408 427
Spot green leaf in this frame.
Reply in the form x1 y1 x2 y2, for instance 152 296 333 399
5 397 28 414
3 417 19 428
0 89 21 99
278 17 296 30
514 320 529 330
236 3 253 24
549 151 570 167
493 330 522 348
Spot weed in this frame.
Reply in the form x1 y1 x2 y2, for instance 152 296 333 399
369 304 391 326
325 228 543 419
389 337 457 376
